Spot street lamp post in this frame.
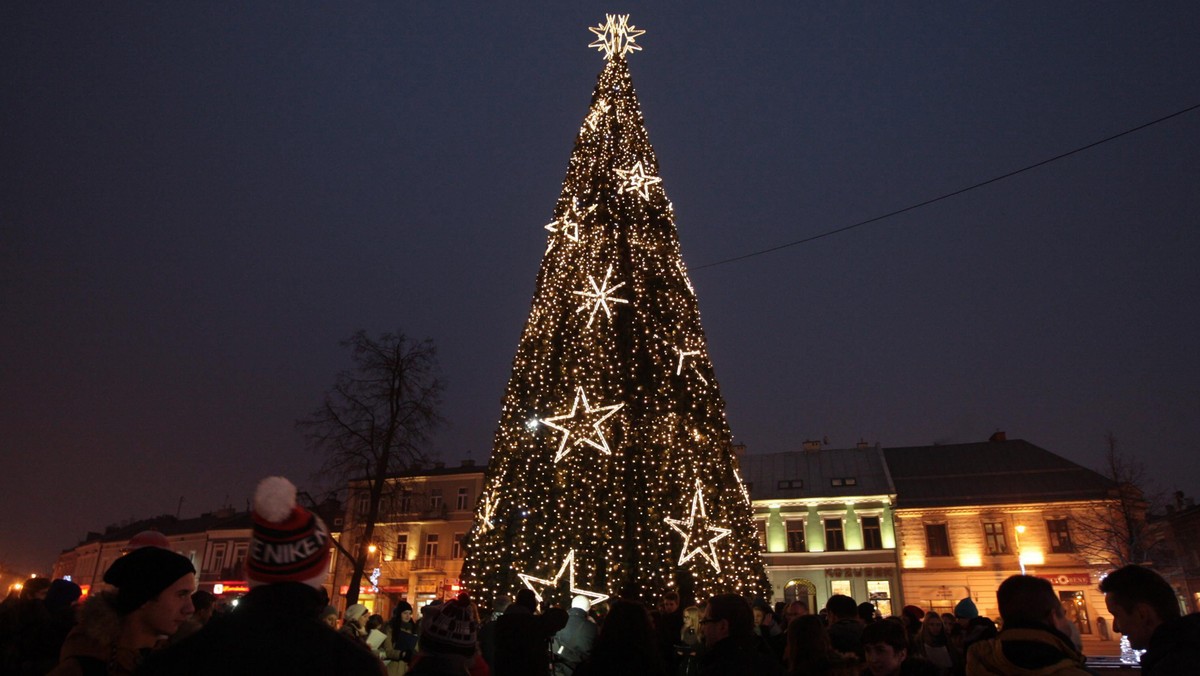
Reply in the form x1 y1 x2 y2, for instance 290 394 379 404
1015 525 1027 575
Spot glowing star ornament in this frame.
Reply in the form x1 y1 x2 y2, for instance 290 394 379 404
587 14 645 61
616 161 662 200
665 479 732 573
585 99 611 131
540 386 624 462
545 201 597 243
517 549 609 605
572 265 629 327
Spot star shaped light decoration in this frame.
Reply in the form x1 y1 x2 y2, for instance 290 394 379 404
670 343 709 385
616 161 662 201
587 14 645 61
545 200 597 243
517 549 610 605
572 264 629 327
585 98 611 131
476 489 499 533
664 479 732 573
540 386 624 462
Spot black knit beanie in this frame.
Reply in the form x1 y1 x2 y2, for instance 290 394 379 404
103 546 195 614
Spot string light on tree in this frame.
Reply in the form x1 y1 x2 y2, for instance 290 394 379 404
588 14 646 61
540 386 624 462
517 549 610 605
615 161 662 201
462 15 768 607
572 264 629 327
665 479 733 573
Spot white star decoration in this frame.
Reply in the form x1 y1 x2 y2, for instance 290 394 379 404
585 99 611 131
572 265 629 327
616 161 662 200
518 549 610 605
588 14 645 60
540 386 624 462
665 479 732 572
476 490 499 533
545 201 596 243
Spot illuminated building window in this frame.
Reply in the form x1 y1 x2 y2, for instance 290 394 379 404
868 580 893 617
1047 519 1074 553
862 517 883 550
777 479 803 490
830 477 858 487
424 533 439 558
394 534 408 560
983 522 1009 554
925 524 951 557
824 519 846 551
456 487 469 511
831 579 852 597
452 532 465 559
757 520 768 549
787 521 806 552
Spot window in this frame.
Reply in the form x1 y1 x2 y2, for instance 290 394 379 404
398 489 413 514
925 524 951 557
824 519 845 551
207 543 227 573
983 522 1009 554
786 521 806 552
777 479 803 490
456 487 469 510
452 532 465 559
1047 519 1074 553
830 477 858 487
756 520 768 549
831 580 852 597
355 493 369 516
424 533 439 558
429 489 443 510
862 516 883 550
393 534 408 560
867 580 893 617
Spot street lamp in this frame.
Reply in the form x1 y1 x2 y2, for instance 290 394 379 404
1015 525 1027 575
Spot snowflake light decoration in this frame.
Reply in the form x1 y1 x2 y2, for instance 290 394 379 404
587 14 645 60
572 264 629 327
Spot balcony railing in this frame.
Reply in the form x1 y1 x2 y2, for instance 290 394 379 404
411 555 446 572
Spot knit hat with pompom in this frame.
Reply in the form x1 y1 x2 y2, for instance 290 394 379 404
245 476 331 589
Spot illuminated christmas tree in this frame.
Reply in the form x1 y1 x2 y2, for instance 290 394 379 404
463 15 768 606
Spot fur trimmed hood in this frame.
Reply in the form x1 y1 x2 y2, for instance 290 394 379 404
51 592 142 675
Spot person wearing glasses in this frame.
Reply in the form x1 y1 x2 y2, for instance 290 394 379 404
696 594 783 676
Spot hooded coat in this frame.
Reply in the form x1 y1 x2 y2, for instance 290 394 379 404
965 624 1090 676
46 593 144 676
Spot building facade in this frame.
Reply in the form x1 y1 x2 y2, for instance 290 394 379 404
884 437 1117 641
332 460 484 617
741 441 902 616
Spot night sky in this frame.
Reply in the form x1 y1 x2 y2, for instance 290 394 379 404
3 3 1198 575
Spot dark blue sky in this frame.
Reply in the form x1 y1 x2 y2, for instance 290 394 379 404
3 3 1198 573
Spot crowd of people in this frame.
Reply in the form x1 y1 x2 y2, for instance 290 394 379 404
4 476 1200 675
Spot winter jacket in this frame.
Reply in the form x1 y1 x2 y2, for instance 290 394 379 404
138 582 385 676
491 604 565 676
46 594 146 676
965 625 1091 676
551 607 597 674
1140 612 1200 676
697 635 784 676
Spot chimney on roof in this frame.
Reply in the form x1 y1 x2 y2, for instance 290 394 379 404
857 439 869 450
803 439 821 453
989 430 1007 442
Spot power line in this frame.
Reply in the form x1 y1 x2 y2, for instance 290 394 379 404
694 102 1200 270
